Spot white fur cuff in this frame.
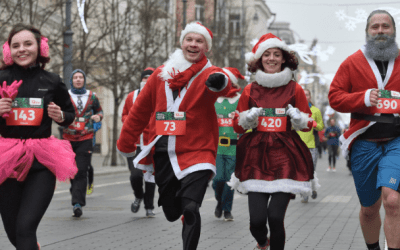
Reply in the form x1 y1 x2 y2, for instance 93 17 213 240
291 111 313 131
238 110 259 130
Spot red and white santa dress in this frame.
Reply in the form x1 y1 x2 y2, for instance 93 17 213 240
228 67 315 196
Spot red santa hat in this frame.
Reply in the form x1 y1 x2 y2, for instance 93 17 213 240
245 33 293 65
180 22 213 52
222 67 245 85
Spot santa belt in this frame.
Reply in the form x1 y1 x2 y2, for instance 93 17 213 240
218 136 238 147
351 113 400 125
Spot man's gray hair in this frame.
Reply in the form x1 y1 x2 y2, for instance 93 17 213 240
365 10 396 34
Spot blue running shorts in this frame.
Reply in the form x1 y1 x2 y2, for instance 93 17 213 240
351 136 400 207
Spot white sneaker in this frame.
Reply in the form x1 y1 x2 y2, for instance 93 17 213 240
332 168 336 172
326 168 331 172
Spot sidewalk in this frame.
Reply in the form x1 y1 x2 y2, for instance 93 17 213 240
91 153 130 176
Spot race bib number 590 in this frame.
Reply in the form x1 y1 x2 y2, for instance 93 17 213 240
6 98 44 126
370 90 400 114
156 112 186 135
257 108 287 132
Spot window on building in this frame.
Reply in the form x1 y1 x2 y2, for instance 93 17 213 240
195 0 205 23
229 14 241 37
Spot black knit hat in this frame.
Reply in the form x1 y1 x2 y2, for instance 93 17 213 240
141 67 155 80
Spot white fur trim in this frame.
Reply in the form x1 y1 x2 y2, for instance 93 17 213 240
222 68 238 84
238 110 259 130
216 93 240 104
291 111 313 131
254 38 292 61
117 148 135 158
159 49 192 81
255 68 293 88
228 174 312 195
180 22 212 52
311 171 320 191
364 89 373 107
245 52 256 65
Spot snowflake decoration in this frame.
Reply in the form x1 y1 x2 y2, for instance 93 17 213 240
288 43 335 65
298 70 330 85
337 7 400 31
77 0 89 33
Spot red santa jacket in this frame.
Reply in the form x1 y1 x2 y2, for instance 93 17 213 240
117 60 231 179
121 89 152 167
329 46 400 158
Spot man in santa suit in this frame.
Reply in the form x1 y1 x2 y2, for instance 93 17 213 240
121 67 156 217
329 10 400 250
117 22 231 250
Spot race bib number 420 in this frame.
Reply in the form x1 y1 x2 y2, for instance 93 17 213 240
257 108 287 132
6 98 44 126
156 112 186 135
370 90 400 114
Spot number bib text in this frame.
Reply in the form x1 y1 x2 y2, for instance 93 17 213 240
218 118 233 127
370 90 400 114
156 112 186 135
6 98 44 126
68 117 86 131
257 108 287 132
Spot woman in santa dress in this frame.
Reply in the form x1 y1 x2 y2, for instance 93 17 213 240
228 33 314 250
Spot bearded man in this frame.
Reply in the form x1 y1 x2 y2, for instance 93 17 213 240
117 22 231 250
329 10 400 250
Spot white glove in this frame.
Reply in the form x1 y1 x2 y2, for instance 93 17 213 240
286 104 301 123
246 107 263 122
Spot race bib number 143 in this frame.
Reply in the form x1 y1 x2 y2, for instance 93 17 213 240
6 98 44 126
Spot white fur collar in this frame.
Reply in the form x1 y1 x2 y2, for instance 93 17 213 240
159 49 192 81
216 93 241 104
254 67 293 88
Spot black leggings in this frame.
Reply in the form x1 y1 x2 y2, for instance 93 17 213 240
162 198 201 250
0 165 56 250
328 145 338 167
248 192 291 250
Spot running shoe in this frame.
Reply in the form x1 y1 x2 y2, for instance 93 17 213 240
326 167 331 172
253 238 270 249
146 209 155 218
311 191 317 199
332 168 336 172
301 195 309 203
87 183 94 195
215 205 222 218
72 203 82 217
131 198 142 213
223 211 234 221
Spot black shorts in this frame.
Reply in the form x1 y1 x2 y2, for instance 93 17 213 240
153 152 212 207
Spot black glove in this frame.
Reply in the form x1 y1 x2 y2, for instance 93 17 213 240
205 73 225 90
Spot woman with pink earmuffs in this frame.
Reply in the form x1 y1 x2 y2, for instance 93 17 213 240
0 23 77 250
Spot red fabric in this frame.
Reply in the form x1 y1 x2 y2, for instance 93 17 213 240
252 33 282 54
117 64 231 173
225 86 241 98
328 50 400 152
167 55 208 91
122 91 134 123
233 81 313 183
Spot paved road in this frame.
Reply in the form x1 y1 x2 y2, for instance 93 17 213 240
0 152 387 250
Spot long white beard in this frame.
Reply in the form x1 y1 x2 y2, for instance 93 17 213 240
140 81 146 90
365 33 399 61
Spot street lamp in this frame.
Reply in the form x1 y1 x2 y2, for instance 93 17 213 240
63 0 74 87
183 0 187 28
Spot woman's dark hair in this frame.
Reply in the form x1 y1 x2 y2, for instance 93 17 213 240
247 49 298 73
0 23 50 70
303 88 314 106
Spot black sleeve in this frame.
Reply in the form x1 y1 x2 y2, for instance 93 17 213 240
54 77 75 126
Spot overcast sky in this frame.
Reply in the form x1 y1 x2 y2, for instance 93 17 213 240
265 0 400 77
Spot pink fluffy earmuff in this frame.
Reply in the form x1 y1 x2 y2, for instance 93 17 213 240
2 36 49 66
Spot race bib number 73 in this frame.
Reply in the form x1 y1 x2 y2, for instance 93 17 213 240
156 112 186 135
257 108 287 132
370 90 400 114
6 98 43 126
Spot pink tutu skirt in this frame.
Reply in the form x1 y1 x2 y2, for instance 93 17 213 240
0 136 77 184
